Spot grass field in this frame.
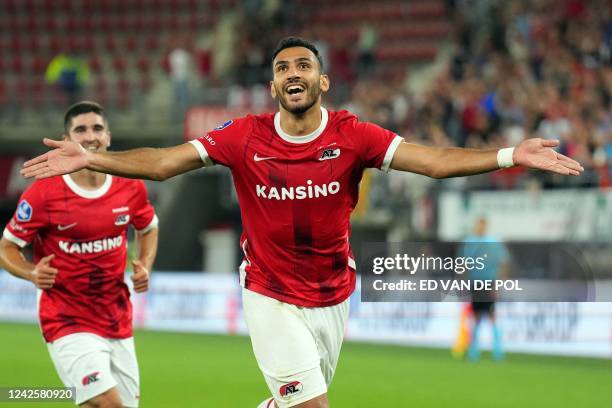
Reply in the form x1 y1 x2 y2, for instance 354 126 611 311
0 322 610 407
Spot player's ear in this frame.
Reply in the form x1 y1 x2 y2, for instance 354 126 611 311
106 131 112 148
62 133 69 141
270 81 277 99
320 74 330 93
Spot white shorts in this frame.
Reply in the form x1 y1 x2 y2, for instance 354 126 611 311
47 333 140 407
242 288 350 408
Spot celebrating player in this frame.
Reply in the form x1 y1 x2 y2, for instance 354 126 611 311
20 38 582 408
1 101 159 408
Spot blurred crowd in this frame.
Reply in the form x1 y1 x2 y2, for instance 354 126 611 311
338 0 612 187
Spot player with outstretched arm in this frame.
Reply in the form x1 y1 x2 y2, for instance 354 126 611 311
20 38 582 408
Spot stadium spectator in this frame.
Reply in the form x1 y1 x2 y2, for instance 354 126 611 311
356 23 378 77
0 102 159 408
45 50 90 105
168 42 194 122
21 37 582 408
336 0 611 188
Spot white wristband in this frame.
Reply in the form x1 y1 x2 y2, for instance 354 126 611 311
497 147 515 168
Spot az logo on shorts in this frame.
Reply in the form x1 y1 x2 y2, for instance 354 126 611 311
280 381 302 397
82 371 100 386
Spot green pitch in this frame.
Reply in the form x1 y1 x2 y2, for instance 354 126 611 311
1 322 610 407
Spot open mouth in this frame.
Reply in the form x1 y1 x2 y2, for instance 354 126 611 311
285 84 306 95
83 144 100 152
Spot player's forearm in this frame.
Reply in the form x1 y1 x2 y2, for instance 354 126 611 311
136 228 158 272
391 143 504 179
87 148 168 181
87 144 204 181
0 239 35 282
433 147 500 178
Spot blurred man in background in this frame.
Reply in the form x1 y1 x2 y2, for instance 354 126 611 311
20 38 582 408
460 216 509 361
0 101 159 407
45 50 90 105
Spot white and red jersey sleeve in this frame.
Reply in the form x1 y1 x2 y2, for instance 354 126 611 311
353 121 404 172
189 117 254 168
3 181 48 248
130 180 158 232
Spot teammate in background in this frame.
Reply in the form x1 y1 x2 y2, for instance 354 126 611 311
20 38 582 408
460 216 509 361
0 102 159 408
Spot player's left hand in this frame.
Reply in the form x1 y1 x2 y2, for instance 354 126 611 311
131 260 150 293
513 138 584 176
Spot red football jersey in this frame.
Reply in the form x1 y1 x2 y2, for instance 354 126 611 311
190 108 402 307
3 175 157 342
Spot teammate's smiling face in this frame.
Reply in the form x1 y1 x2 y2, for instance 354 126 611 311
270 46 329 115
64 112 111 153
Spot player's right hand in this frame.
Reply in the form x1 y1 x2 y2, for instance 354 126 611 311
30 254 59 289
21 138 90 179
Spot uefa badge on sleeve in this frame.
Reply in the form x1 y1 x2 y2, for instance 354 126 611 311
214 120 233 130
16 200 33 222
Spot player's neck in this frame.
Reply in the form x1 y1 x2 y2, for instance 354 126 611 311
278 104 322 136
68 169 107 190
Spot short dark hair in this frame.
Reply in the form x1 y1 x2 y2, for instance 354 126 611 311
63 101 108 134
272 37 324 71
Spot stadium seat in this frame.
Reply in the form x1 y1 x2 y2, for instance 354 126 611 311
138 76 152 94
81 16 95 32
93 77 110 106
129 15 145 32
8 37 23 54
145 35 159 51
30 56 47 75
26 37 41 53
0 79 7 108
82 35 95 52
136 56 151 74
116 77 132 108
31 79 48 108
88 56 103 74
104 36 117 52
42 16 58 32
125 36 138 52
9 56 24 74
112 56 127 74
64 17 78 32
24 16 38 32
14 77 29 107
48 36 62 55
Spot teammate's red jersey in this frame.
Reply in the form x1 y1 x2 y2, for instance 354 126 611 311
2 175 157 342
191 108 402 307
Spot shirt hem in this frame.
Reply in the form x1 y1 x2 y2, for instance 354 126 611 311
245 280 355 308
43 325 133 343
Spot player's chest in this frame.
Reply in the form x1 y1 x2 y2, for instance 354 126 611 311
243 138 359 183
46 194 132 239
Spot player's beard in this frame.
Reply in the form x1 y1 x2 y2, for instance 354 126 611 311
277 80 321 115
